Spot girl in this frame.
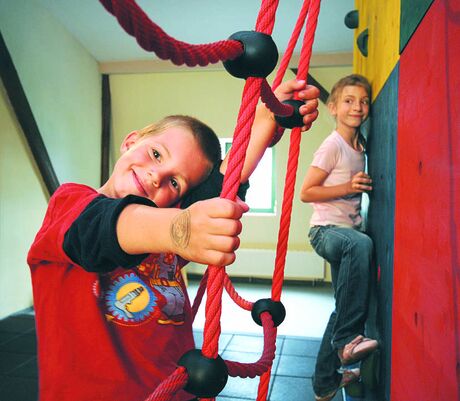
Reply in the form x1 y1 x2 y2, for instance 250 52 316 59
300 74 378 401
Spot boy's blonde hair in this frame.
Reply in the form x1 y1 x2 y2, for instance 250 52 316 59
137 115 222 172
327 74 371 105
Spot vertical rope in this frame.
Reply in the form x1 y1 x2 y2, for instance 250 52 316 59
257 3 322 400
201 0 281 364
272 0 321 302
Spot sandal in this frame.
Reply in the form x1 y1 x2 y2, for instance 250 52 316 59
314 368 360 401
339 335 378 366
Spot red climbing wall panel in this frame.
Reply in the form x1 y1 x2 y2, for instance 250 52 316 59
392 0 460 400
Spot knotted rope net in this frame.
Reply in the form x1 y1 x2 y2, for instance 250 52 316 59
99 1 321 399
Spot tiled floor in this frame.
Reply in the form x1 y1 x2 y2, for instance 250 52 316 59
0 279 344 401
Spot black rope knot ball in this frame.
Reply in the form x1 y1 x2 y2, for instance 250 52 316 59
178 349 228 398
251 298 286 327
274 99 305 129
223 31 278 79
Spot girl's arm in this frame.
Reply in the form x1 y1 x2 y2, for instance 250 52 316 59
220 80 320 182
300 167 372 203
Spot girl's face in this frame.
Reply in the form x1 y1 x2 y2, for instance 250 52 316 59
101 127 211 207
329 85 370 134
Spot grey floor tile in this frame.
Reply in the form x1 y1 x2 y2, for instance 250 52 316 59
6 357 38 379
0 331 19 346
0 316 35 334
282 337 321 358
219 374 268 400
269 375 343 401
226 334 283 355
0 332 37 355
276 354 315 378
0 352 34 375
0 375 38 401
193 330 233 354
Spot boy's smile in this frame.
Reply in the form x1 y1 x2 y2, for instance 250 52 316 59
99 127 212 207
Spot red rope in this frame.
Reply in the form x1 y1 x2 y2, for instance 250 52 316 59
191 270 208 320
143 367 188 401
99 0 243 66
257 2 321 400
272 0 321 303
98 1 322 399
202 0 281 373
225 312 277 378
272 0 311 90
224 274 253 311
268 0 311 147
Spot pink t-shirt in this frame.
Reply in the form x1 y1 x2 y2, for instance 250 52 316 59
309 130 365 228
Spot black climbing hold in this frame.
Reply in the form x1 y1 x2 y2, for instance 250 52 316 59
274 99 305 129
251 298 286 327
178 349 228 398
223 31 278 79
344 10 359 29
357 28 369 57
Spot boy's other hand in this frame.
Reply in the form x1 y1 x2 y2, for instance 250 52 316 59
171 198 249 267
274 79 320 131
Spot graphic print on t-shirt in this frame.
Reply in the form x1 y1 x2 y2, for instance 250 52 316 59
102 253 186 326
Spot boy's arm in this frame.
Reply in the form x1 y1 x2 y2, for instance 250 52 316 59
220 80 320 182
116 197 249 268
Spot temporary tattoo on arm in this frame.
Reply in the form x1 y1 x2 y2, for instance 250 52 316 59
170 210 191 249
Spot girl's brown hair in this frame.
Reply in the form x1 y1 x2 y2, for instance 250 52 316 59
327 74 371 105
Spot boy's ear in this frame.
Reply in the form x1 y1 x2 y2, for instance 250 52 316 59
120 131 140 153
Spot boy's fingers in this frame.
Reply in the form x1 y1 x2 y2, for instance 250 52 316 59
235 197 250 213
302 109 319 126
300 99 319 115
298 85 320 100
205 198 248 219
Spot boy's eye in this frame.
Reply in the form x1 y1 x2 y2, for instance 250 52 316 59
362 99 369 105
170 178 180 191
151 149 160 160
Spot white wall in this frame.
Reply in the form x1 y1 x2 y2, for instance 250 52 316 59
0 0 101 319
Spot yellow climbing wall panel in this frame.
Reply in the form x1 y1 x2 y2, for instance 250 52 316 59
353 0 401 100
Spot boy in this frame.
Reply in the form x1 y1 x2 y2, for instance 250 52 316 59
28 80 319 401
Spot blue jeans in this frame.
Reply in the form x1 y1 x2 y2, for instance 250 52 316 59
308 225 373 396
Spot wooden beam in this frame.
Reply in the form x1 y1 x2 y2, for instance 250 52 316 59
101 74 111 185
0 31 59 196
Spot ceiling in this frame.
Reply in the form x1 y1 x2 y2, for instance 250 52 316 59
36 0 355 64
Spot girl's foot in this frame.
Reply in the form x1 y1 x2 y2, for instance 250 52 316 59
314 368 360 401
338 335 378 366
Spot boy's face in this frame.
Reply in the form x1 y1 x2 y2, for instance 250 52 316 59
105 127 211 207
329 85 370 133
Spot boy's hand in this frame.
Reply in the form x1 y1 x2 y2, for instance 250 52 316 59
171 198 249 267
274 79 320 131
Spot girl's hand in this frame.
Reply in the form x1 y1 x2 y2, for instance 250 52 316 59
171 198 249 267
348 171 372 193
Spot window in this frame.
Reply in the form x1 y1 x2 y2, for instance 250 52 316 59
220 138 275 214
